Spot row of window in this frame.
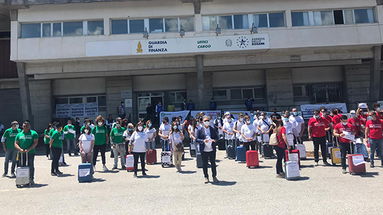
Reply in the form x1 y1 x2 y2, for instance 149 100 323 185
293 83 343 103
55 95 107 111
213 87 266 101
19 8 376 38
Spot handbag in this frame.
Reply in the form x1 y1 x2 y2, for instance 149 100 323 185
172 133 184 152
269 126 280 146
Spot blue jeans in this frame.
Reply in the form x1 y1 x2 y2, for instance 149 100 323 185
146 141 156 150
4 148 17 174
354 143 368 158
161 139 169 151
369 138 383 165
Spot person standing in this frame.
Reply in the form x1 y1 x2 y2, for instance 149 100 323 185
289 108 305 145
118 101 126 119
273 115 290 178
78 125 94 164
169 122 184 172
158 117 171 151
365 111 383 168
49 123 64 176
334 115 356 174
308 110 331 166
63 119 77 156
240 115 257 151
43 123 52 159
196 116 219 184
110 121 127 170
144 120 157 150
245 98 254 111
1 121 21 178
348 110 368 160
129 122 149 177
155 101 163 119
14 121 39 184
92 115 109 172
222 112 235 153
282 111 295 148
233 113 245 147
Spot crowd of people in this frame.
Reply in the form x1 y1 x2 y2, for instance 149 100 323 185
1 102 383 185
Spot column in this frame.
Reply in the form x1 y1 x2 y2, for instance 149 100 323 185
16 62 32 122
370 46 381 101
196 55 204 109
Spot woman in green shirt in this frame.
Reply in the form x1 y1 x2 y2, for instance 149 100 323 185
92 115 109 172
49 123 64 176
43 123 52 159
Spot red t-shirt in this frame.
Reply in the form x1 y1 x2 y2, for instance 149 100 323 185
334 123 356 143
277 126 287 148
366 119 383 139
358 114 367 127
376 111 383 120
308 117 329 138
332 114 342 125
347 117 362 137
322 115 333 125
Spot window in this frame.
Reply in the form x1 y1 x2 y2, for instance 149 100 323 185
69 97 83 104
254 88 266 99
55 98 68 104
86 97 97 103
202 16 217 31
87 20 104 35
168 91 186 104
63 21 83 36
129 19 145 33
42 23 51 37
343 9 354 24
269 12 285 27
253 14 268 28
334 10 344 24
180 17 194 32
230 89 242 100
218 15 233 29
20 23 41 38
234 14 249 29
111 20 128 34
292 11 333 26
213 90 228 100
53 23 62 37
354 8 374 24
149 18 164 33
294 83 343 103
165 18 178 32
242 89 254 99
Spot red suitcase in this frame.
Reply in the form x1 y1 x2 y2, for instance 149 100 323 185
146 149 157 165
246 150 259 168
285 149 300 167
347 154 366 175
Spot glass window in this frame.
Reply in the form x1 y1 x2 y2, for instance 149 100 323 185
343 9 354 24
63 21 83 36
253 14 268 28
269 12 285 27
53 23 62 37
202 16 217 31
111 20 128 34
179 17 194 32
165 18 178 32
218 15 233 29
42 23 51 37
354 8 374 24
242 89 254 99
230 89 242 100
234 14 249 29
293 86 304 97
334 10 344 24
313 11 334 26
213 90 227 100
87 20 104 35
87 97 97 103
292 12 308 26
254 88 266 99
149 18 164 33
98 96 106 106
20 23 41 38
129 19 145 33
55 98 68 104
69 97 83 104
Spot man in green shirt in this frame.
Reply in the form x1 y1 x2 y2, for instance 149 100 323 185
110 122 127 170
14 121 39 184
49 123 64 176
63 119 77 156
92 116 109 171
1 121 21 177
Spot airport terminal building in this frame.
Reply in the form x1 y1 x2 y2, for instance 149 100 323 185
0 0 383 130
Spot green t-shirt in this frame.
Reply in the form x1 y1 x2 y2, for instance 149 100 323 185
92 125 107 146
110 127 126 144
43 129 50 144
2 128 21 149
80 125 86 134
63 124 75 140
15 130 39 154
49 128 55 137
51 130 64 148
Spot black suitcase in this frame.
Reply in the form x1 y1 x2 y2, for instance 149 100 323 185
217 139 226 150
226 145 236 159
196 153 203 168
262 143 275 159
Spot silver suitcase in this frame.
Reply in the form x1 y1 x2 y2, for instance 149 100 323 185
16 153 31 188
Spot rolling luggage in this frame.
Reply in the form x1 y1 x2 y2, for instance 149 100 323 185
295 144 307 160
217 139 226 150
285 161 300 180
246 150 259 168
196 144 203 168
16 153 31 188
262 143 275 159
146 149 157 165
285 149 300 167
347 154 366 175
326 142 334 157
161 151 173 168
126 154 134 171
190 142 196 157
226 143 236 159
330 147 341 165
78 163 93 183
236 145 246 162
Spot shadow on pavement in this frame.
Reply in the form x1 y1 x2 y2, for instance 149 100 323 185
30 183 48 188
92 178 106 183
211 180 237 186
97 170 119 174
137 175 160 179
179 170 197 174
287 176 310 181
358 172 379 178
248 166 273 169
57 174 75 178
301 165 315 169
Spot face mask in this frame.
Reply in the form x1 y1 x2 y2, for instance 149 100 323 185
342 122 347 126
148 123 152 128
283 118 289 123
228 119 232 123
16 125 19 129
98 122 103 126
239 118 243 122
204 121 210 126
84 129 89 133
116 124 121 128
292 112 298 116
367 116 373 121
314 115 320 119
351 113 356 118
259 116 264 120
246 120 251 125
173 125 178 130
128 128 133 132
68 123 72 125
86 123 90 126
138 126 143 131
377 108 381 112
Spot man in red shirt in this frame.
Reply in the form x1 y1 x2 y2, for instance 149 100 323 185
365 111 383 168
334 115 356 174
331 109 342 125
308 110 330 166
348 110 363 138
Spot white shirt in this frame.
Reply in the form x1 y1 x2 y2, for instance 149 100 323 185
159 123 171 140
169 132 183 150
79 134 94 153
258 117 272 142
289 115 304 136
234 120 244 140
203 126 213 152
130 131 148 153
241 124 256 142
145 128 156 141
223 121 235 140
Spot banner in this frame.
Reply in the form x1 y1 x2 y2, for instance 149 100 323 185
190 110 222 120
56 103 99 119
159 111 190 123
300 103 347 119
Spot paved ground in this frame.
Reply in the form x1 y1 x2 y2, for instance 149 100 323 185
0 142 382 215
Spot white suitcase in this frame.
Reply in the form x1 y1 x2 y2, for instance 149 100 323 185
285 161 300 180
161 151 173 168
295 144 307 159
125 154 134 171
16 153 31 188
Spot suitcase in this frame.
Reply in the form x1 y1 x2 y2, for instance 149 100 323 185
146 149 157 165
285 149 300 167
295 144 307 160
347 154 366 175
331 147 341 165
262 143 275 159
78 163 93 183
285 161 300 180
161 151 173 168
236 145 246 162
246 150 259 168
16 153 31 188
217 139 226 150
126 154 134 171
190 142 196 157
196 153 203 168
226 144 236 159
326 142 334 157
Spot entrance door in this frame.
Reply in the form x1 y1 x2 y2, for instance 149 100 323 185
137 92 164 121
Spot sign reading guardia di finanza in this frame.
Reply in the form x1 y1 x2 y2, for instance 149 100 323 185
86 34 270 57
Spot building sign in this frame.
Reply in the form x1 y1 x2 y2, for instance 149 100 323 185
56 103 99 119
300 103 347 119
86 34 270 57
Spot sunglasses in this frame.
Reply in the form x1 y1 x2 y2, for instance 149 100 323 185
203 120 210 122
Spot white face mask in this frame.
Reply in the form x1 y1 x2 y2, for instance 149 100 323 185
246 120 251 125
148 123 152 128
204 121 210 126
259 116 264 120
138 126 143 131
84 129 89 134
173 125 178 130
98 122 103 126
239 118 243 122
16 125 19 129
342 122 348 126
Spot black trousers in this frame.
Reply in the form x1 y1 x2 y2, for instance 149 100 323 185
313 136 327 163
201 151 217 178
45 144 50 157
275 146 286 174
93 144 107 165
51 147 62 173
243 141 256 151
339 142 351 170
133 152 146 174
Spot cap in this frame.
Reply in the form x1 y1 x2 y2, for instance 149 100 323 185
358 103 368 109
350 110 356 114
11 121 18 125
224 112 231 116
